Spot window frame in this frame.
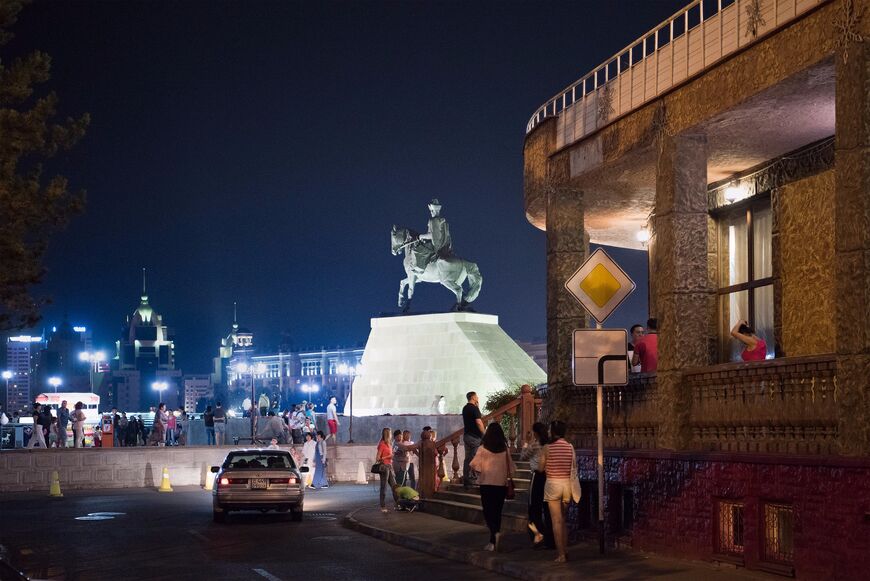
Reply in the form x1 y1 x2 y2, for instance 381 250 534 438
712 193 774 361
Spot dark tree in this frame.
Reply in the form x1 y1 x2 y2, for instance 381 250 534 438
0 0 89 331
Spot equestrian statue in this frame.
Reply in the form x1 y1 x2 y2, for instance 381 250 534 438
390 199 482 312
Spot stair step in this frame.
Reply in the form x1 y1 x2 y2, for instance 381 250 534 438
422 498 529 533
434 489 530 507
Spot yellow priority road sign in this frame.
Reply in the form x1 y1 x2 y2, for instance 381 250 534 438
565 248 636 325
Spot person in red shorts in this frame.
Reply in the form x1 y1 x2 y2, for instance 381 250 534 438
326 396 340 443
631 317 659 373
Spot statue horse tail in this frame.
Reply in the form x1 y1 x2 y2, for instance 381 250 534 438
464 260 482 303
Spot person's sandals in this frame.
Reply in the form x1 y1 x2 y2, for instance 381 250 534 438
380 508 389 513
554 555 568 563
483 543 495 552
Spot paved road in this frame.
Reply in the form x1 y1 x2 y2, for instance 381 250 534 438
0 484 506 581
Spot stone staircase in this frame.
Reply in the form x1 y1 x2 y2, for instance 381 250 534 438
422 454 531 533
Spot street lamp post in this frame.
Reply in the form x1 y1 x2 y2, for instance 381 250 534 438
79 351 106 393
48 376 62 393
152 381 168 403
235 362 267 441
1 371 11 452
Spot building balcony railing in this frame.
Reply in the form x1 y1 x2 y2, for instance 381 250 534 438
685 354 838 454
526 0 829 149
571 373 659 451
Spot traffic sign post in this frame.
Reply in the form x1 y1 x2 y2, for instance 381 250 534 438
564 248 635 555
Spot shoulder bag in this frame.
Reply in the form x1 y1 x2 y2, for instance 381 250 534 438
570 447 582 503
504 450 516 500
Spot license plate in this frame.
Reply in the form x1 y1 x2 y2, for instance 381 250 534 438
251 478 268 490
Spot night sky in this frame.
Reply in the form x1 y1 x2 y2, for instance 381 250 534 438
13 0 686 372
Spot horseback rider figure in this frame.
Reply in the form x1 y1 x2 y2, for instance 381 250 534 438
412 198 453 274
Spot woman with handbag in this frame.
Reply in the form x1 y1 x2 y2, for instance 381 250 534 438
469 422 516 552
539 420 580 563
521 421 554 549
374 427 399 513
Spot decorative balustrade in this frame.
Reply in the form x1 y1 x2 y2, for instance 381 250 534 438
526 0 829 149
685 354 838 454
418 384 541 499
571 373 659 450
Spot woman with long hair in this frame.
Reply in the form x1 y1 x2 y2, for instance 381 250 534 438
311 430 329 489
152 403 168 446
375 427 399 512
521 421 554 548
539 420 577 563
469 422 516 552
71 401 87 448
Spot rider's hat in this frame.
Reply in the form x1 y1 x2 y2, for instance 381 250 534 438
428 198 442 210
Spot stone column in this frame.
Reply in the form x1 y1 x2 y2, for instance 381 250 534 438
544 182 588 430
833 39 870 455
653 133 712 450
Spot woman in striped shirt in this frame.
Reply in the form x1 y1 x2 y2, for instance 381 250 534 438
539 420 575 563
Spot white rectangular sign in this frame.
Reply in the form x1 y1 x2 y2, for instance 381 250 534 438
572 329 628 386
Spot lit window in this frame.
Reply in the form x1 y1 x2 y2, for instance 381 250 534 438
716 500 744 555
301 360 321 376
716 199 773 361
763 503 794 564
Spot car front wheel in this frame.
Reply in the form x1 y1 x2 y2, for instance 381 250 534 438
291 505 303 522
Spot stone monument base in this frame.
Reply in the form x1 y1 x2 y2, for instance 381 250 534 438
348 312 546 416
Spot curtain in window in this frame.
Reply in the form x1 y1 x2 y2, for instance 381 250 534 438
722 291 749 362
754 285 774 359
720 215 748 286
753 207 772 279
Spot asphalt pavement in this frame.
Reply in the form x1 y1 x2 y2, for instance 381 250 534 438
0 484 506 581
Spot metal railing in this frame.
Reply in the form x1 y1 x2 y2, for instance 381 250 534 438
417 384 541 499
525 0 829 147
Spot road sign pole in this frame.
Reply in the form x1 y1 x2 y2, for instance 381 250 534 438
596 321 605 555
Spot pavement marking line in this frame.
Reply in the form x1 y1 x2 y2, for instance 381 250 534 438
252 568 283 581
187 529 209 542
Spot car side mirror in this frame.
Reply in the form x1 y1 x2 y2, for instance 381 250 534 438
210 466 220 473
299 466 310 473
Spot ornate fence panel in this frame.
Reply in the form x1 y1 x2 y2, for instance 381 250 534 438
572 373 659 450
686 355 838 454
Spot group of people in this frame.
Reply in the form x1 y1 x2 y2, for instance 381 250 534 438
373 426 446 513
22 400 88 448
629 315 767 372
200 397 341 447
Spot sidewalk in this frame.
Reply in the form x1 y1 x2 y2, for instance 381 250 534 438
344 506 775 581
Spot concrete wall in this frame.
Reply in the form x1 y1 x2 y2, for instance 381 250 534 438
0 444 382 493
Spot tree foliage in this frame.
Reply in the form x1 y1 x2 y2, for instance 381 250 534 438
0 0 89 330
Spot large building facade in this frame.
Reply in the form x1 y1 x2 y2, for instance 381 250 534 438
106 280 181 411
524 0 869 578
4 335 43 412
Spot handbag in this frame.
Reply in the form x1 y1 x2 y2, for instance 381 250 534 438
570 449 582 503
505 451 516 500
370 462 382 474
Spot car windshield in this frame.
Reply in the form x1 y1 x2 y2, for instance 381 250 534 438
225 453 295 470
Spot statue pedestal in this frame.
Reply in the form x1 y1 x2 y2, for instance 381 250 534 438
348 312 546 416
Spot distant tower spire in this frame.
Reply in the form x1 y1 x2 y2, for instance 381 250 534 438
142 267 147 295
234 301 237 324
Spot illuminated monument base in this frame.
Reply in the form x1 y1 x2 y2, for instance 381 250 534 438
348 312 546 416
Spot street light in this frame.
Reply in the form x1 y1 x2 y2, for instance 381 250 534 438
2 371 11 413
79 351 107 393
152 381 168 403
48 376 62 393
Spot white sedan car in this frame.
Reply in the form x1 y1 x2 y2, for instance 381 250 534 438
211 449 308 523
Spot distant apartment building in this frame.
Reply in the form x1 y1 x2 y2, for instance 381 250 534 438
4 335 44 412
183 374 213 413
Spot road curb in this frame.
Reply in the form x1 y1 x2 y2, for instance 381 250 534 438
342 508 573 581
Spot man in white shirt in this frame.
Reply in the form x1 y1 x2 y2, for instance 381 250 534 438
326 396 339 443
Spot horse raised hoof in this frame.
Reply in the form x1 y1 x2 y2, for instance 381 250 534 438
401 299 411 314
